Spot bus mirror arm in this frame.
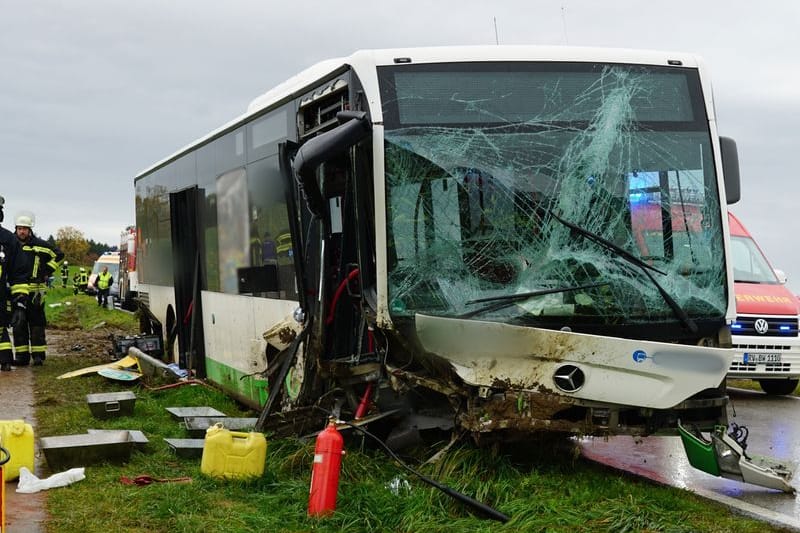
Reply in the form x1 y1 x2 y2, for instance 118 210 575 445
292 111 372 217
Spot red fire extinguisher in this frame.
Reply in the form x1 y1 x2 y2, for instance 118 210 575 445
308 419 345 517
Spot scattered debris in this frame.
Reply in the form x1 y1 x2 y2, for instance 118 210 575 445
57 355 138 379
16 466 85 494
385 475 411 496
120 475 191 486
97 368 142 382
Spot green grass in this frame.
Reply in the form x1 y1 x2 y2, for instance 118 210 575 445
35 349 786 532
44 284 137 331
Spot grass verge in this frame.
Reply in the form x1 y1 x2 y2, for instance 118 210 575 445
44 285 137 331
34 344 786 532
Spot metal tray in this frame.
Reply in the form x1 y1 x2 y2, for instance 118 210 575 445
40 431 133 469
183 417 259 438
86 391 137 419
165 407 226 419
164 438 205 459
87 429 149 451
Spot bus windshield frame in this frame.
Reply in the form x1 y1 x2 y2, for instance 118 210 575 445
378 61 727 333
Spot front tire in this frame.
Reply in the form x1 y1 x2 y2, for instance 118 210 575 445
758 378 799 396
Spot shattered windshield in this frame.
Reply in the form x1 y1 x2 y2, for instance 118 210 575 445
378 62 726 329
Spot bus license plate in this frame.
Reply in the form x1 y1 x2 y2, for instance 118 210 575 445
743 352 781 364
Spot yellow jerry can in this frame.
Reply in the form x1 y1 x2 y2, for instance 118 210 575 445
0 420 35 481
200 423 266 480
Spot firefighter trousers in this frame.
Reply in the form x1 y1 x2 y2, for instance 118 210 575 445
0 320 12 366
13 296 47 365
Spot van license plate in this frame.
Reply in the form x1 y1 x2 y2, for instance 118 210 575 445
743 352 781 364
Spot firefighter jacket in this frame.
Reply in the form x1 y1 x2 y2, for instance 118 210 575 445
0 226 30 306
18 233 64 292
74 271 88 286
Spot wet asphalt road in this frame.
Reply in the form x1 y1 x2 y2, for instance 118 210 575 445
580 386 800 529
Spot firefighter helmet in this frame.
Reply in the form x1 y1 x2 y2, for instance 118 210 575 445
15 211 35 228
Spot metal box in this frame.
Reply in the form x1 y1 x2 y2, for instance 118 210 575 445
183 417 259 438
165 407 226 419
86 391 137 419
87 429 149 451
40 431 133 470
164 438 205 459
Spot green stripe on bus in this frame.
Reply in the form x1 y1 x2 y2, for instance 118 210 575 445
204 358 269 407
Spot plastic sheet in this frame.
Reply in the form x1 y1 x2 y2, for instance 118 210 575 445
16 466 85 493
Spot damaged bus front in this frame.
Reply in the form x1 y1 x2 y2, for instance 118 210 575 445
367 52 736 438
137 48 795 489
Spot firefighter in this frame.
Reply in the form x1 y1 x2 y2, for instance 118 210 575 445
73 267 88 295
0 196 30 372
13 211 64 366
60 260 69 288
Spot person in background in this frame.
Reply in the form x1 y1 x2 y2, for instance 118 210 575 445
13 211 64 366
61 260 69 288
95 265 113 308
0 196 31 371
73 267 88 295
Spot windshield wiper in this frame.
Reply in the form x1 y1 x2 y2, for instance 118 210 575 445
548 210 666 276
458 282 609 319
548 210 698 334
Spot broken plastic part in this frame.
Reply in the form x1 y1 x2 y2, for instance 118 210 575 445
678 421 795 493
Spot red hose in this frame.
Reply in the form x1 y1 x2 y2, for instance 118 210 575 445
326 269 360 325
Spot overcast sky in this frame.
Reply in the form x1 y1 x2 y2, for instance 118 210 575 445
2 0 799 291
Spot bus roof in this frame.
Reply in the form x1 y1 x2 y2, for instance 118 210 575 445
135 45 704 181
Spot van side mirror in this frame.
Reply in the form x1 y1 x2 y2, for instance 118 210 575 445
774 268 788 285
720 136 740 204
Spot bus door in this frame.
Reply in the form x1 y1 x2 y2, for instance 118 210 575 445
270 96 375 416
169 186 206 376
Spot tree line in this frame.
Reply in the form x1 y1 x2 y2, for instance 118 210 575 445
49 226 117 266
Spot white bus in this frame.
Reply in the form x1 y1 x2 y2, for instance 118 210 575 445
134 46 742 440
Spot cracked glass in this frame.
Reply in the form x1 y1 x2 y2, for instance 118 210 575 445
378 62 726 330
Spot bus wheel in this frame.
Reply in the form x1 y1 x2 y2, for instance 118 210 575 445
758 378 799 396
